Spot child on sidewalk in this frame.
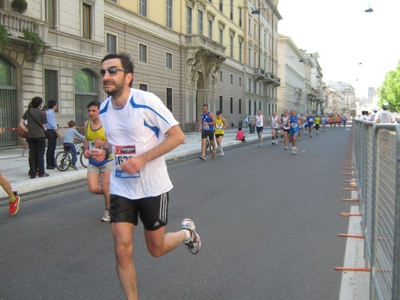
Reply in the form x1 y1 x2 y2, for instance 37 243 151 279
63 121 85 170
0 128 20 215
235 127 246 143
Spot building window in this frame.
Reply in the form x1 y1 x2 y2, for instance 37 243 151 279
82 3 91 39
248 48 251 66
219 0 223 12
254 23 257 39
166 52 172 69
45 69 58 106
239 99 242 114
248 100 251 115
208 19 212 39
254 81 257 94
238 7 242 27
106 33 117 54
166 0 173 29
230 0 233 20
230 35 234 57
254 51 257 68
248 78 251 92
248 18 251 34
139 0 147 17
198 10 203 34
254 101 257 115
238 40 242 62
219 71 223 82
139 84 148 91
230 74 233 85
219 96 223 112
239 77 242 87
45 0 56 28
219 28 223 44
166 88 172 112
139 44 147 63
187 6 192 34
230 97 233 114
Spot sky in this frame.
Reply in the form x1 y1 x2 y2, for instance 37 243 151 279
278 0 400 98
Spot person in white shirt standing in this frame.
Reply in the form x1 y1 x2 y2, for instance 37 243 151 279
369 107 379 122
90 53 201 300
376 102 395 123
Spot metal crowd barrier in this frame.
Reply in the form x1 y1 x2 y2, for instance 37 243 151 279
352 120 400 300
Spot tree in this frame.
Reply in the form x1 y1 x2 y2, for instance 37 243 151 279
378 60 400 112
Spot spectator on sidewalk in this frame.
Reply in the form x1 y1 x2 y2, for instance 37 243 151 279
19 96 49 179
0 127 21 215
235 126 246 143
63 120 85 170
376 102 395 123
369 107 379 122
45 100 61 170
244 114 249 128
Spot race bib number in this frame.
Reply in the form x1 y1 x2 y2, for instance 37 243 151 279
216 124 223 129
114 145 140 179
291 123 298 128
203 123 210 130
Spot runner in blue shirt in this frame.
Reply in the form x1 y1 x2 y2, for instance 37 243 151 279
306 113 315 137
289 109 302 154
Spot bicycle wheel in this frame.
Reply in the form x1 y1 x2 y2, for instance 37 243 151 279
80 151 88 168
55 151 71 171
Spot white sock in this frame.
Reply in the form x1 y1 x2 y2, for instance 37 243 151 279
183 229 191 242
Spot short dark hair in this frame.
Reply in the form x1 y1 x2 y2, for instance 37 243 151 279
68 120 76 127
48 100 57 109
216 110 221 115
101 53 134 87
87 100 101 109
30 96 43 109
202 104 208 108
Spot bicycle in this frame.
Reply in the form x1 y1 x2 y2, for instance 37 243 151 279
55 138 88 171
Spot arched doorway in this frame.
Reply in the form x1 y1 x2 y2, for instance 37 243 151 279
0 56 18 146
196 73 206 121
74 69 99 131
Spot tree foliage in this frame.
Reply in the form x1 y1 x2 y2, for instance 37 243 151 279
378 60 400 112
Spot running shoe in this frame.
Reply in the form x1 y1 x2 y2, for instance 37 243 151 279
181 218 201 254
211 151 216 159
276 140 278 145
292 147 297 154
101 209 111 222
70 165 78 170
284 147 288 150
219 152 224 157
9 192 21 215
199 155 206 161
272 140 275 145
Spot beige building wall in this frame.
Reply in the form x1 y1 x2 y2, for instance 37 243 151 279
0 0 105 146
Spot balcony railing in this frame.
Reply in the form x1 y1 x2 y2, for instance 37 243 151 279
0 10 47 41
185 35 226 56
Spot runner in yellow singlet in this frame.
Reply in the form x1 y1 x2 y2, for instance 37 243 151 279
214 111 228 157
83 100 113 222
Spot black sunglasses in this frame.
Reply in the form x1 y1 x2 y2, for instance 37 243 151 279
100 67 127 77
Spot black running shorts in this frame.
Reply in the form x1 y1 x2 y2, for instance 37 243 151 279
110 193 169 230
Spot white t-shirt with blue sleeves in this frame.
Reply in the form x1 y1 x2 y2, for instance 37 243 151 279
99 88 179 199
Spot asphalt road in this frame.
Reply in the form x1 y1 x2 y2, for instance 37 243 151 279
0 127 352 300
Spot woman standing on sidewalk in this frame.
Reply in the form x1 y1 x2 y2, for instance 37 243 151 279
19 97 49 179
214 111 228 156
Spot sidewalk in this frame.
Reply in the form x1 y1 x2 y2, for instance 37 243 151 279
0 127 272 201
